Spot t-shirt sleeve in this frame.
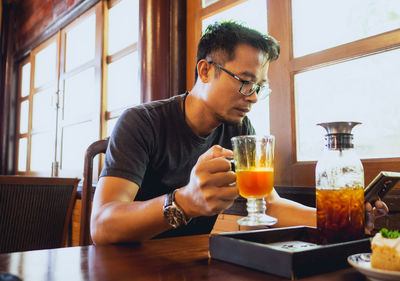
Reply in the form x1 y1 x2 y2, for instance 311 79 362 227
100 108 154 187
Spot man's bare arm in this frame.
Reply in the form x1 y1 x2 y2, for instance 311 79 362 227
265 189 316 228
90 176 171 245
91 145 239 245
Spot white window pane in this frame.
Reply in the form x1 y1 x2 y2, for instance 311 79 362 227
108 0 139 54
31 132 54 172
61 121 95 173
64 68 95 121
32 88 56 131
247 98 270 135
21 63 31 98
34 42 57 88
295 48 400 161
292 0 400 57
19 100 29 134
18 138 28 172
202 0 220 8
106 118 118 137
202 0 267 34
65 14 96 72
107 52 140 111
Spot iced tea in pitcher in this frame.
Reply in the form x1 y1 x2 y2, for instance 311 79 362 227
316 187 364 244
315 122 365 244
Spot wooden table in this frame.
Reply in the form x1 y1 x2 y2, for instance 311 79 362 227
0 234 366 281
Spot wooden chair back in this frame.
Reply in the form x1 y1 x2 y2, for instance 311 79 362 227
79 137 109 246
0 176 79 253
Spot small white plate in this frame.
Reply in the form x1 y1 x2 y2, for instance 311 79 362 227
348 253 400 281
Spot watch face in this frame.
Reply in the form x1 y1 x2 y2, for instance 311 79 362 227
164 205 185 228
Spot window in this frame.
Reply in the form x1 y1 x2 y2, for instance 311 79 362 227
58 8 100 177
16 35 59 176
295 49 400 161
291 0 400 57
15 3 102 178
268 0 400 186
15 0 140 180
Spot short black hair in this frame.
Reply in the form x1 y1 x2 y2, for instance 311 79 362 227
195 21 280 82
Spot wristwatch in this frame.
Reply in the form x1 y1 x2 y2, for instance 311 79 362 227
163 189 190 228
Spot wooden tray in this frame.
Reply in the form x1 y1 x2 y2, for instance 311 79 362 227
209 226 371 279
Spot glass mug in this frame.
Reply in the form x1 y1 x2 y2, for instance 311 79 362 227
231 135 277 226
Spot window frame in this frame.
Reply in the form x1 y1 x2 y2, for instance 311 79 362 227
15 33 61 176
269 0 400 187
16 57 32 174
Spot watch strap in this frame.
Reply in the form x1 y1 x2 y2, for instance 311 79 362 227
163 189 191 228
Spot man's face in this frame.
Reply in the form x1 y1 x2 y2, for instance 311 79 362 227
205 44 270 125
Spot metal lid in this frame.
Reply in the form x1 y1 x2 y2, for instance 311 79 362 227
317 121 361 135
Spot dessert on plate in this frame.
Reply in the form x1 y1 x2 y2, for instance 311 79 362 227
371 228 400 271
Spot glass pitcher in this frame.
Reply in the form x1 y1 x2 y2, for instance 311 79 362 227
315 121 365 243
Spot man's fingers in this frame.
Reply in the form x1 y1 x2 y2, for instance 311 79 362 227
215 186 239 200
374 200 389 218
202 157 234 173
364 200 389 234
201 145 233 161
203 171 236 187
365 208 374 233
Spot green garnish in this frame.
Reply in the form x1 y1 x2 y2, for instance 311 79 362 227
380 228 400 239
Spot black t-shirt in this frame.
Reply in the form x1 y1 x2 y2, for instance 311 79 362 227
100 93 255 238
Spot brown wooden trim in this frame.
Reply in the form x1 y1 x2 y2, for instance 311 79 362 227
79 137 109 246
199 0 246 19
105 107 128 120
0 4 17 174
94 2 105 177
139 0 170 102
0 175 80 185
290 29 400 73
186 0 201 89
106 43 138 64
169 0 186 96
108 0 122 9
268 0 294 186
101 0 109 140
14 0 101 61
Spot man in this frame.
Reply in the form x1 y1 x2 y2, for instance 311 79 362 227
91 22 387 244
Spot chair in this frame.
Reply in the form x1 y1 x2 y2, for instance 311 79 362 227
0 176 79 253
79 137 109 246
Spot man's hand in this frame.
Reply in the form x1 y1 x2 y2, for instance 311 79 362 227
365 200 389 234
175 145 239 218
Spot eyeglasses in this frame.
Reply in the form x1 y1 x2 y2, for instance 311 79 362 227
209 61 271 100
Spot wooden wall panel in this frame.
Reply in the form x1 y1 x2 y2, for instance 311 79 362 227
14 0 86 52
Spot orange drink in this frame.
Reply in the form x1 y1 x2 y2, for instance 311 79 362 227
236 169 274 198
231 135 277 226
